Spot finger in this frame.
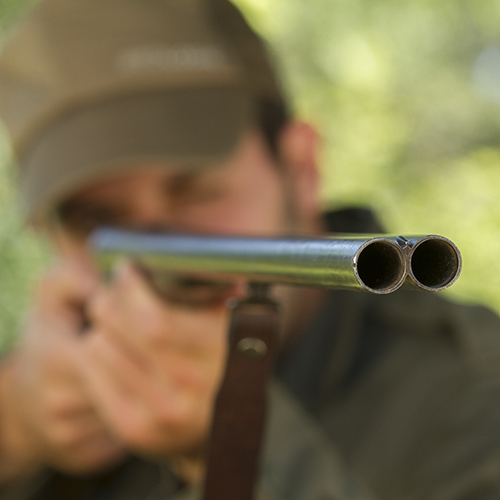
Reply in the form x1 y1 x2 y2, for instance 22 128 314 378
76 331 212 454
86 260 170 357
78 329 183 420
41 418 125 473
76 331 188 451
35 257 100 323
43 408 114 448
42 384 97 420
80 325 216 427
89 260 229 357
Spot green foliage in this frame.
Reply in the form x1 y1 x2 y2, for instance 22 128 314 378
234 0 500 310
0 0 35 32
0 133 50 350
1 0 500 348
0 0 48 349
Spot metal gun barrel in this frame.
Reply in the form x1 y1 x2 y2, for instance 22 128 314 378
399 235 462 291
91 228 408 294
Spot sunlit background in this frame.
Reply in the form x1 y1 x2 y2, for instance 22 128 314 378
1 0 500 350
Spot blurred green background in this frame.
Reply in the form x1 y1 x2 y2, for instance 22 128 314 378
1 0 500 350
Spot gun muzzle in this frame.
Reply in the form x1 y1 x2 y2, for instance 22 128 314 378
396 235 462 291
90 229 461 295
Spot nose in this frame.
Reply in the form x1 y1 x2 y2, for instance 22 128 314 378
127 185 173 230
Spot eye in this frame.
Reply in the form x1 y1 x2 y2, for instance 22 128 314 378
55 202 125 238
165 172 225 207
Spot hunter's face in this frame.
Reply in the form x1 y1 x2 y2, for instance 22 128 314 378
53 126 320 259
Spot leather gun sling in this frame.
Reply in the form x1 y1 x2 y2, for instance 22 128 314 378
202 294 280 500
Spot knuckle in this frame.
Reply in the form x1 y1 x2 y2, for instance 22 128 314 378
157 393 201 433
44 392 70 418
156 399 182 427
173 363 208 392
112 395 205 453
48 422 83 450
117 413 157 450
86 288 114 322
141 309 170 346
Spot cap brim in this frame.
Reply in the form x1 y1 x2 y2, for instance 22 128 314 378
20 87 252 222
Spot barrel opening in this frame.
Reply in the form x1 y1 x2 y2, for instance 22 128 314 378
356 241 405 293
410 239 460 290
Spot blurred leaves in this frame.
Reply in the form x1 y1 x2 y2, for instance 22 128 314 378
0 130 50 350
2 0 500 348
0 0 35 32
233 0 500 309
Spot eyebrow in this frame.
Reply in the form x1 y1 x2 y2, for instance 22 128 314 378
164 169 209 195
55 167 213 226
56 198 126 226
166 171 196 191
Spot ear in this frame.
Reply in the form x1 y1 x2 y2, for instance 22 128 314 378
278 121 321 229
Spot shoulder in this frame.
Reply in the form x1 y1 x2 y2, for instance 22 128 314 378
320 291 500 498
362 290 500 375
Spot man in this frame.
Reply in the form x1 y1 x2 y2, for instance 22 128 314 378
1 0 500 499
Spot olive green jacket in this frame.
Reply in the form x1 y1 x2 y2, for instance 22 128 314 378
3 289 500 500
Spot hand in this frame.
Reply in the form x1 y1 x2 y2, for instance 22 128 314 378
78 261 231 480
0 259 125 479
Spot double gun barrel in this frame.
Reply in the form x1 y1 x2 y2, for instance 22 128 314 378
91 229 462 295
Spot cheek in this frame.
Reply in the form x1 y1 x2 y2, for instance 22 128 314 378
227 181 289 234
176 171 289 236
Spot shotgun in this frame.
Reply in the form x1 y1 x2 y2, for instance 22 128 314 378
90 228 462 295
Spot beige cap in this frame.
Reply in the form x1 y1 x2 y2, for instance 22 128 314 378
0 0 288 221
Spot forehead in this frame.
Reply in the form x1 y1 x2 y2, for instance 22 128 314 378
60 128 277 206
67 167 189 201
